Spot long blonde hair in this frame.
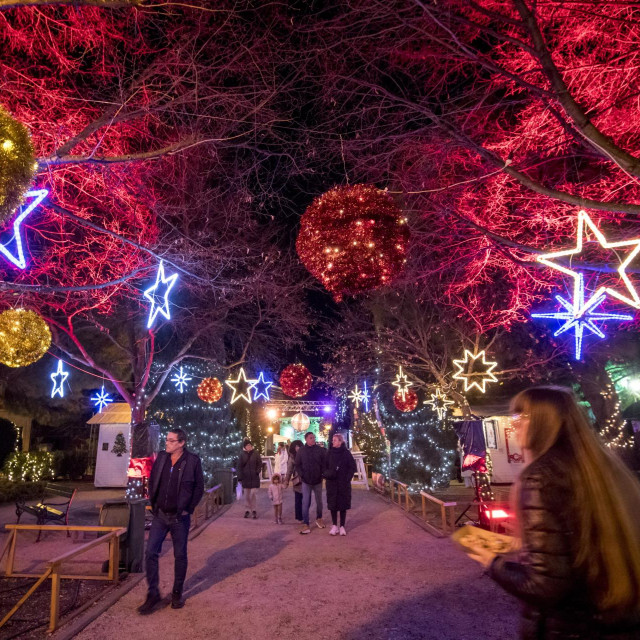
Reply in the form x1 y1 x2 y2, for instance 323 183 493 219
511 386 640 616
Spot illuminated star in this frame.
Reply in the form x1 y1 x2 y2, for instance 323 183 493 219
0 189 48 270
144 261 178 329
452 350 498 393
349 384 364 408
391 366 412 401
361 381 370 412
50 360 69 398
532 275 632 360
252 371 273 401
225 368 258 404
171 366 192 393
537 209 640 310
92 385 113 412
424 388 454 420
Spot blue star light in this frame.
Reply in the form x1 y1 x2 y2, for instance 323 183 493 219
532 275 632 360
92 385 113 412
50 359 69 398
171 366 192 393
0 189 48 270
251 371 273 401
144 261 178 329
361 381 370 412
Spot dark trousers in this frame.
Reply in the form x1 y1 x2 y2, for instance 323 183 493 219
331 509 346 527
146 511 190 597
294 490 303 521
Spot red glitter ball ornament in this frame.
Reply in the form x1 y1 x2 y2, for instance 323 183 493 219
197 377 223 403
296 184 410 301
393 389 418 412
279 364 312 398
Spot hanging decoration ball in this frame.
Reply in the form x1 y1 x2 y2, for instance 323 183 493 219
393 388 418 413
197 377 223 403
0 106 37 225
0 308 51 368
279 363 312 398
291 412 311 433
296 184 410 301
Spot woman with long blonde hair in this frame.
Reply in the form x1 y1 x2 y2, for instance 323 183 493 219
470 386 640 639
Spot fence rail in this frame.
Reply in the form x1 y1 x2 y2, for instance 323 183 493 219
192 484 225 529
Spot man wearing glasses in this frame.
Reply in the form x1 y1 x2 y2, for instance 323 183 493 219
138 428 204 614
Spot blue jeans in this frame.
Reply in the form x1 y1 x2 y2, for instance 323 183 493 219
294 490 303 521
301 482 322 526
146 510 190 597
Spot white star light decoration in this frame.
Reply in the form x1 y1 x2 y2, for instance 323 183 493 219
452 350 498 393
171 366 192 393
50 359 69 398
391 366 412 401
349 381 370 411
225 368 258 404
144 261 178 329
92 385 113 412
424 388 454 420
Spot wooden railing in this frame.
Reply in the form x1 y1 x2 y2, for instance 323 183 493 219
389 479 414 512
419 491 457 535
0 524 126 632
191 484 225 530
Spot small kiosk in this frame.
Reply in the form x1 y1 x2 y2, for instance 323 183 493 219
88 403 132 488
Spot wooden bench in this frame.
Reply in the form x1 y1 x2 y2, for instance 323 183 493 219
15 484 77 539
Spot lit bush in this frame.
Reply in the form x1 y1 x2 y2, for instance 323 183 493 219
3 451 55 482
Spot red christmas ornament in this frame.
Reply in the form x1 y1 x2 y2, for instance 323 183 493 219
296 184 410 301
393 389 418 412
279 364 312 398
197 377 223 403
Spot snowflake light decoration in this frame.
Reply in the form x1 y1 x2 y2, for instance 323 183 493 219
424 388 454 420
452 350 498 393
171 366 192 393
349 382 370 410
92 385 113 412
50 359 68 398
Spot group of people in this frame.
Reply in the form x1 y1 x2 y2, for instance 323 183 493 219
237 431 357 536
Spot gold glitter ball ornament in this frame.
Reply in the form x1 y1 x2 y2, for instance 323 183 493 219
0 106 37 225
0 309 51 368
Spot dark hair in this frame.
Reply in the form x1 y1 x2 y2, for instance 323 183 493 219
242 438 252 449
304 431 315 440
289 439 303 456
169 428 187 444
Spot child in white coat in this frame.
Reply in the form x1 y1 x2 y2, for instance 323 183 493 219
268 473 284 524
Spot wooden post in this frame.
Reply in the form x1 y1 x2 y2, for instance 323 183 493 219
108 536 120 584
5 529 17 577
49 568 61 632
421 494 426 521
440 504 447 533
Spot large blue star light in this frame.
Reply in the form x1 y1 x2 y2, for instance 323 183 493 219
171 366 192 393
251 371 273 401
50 360 69 398
144 261 178 329
532 275 632 360
92 385 113 412
0 189 48 270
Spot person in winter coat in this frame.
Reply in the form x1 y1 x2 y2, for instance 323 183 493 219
466 386 640 640
268 473 284 524
324 433 357 536
273 442 289 476
283 439 303 523
237 438 262 519
295 431 327 534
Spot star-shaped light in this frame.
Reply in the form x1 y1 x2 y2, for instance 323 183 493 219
452 350 498 393
424 388 454 420
391 366 412 401
0 189 48 270
92 385 113 412
349 384 364 408
50 359 69 398
144 261 179 329
537 209 640 310
171 366 192 393
252 371 273 401
225 368 258 404
361 380 370 412
532 274 632 360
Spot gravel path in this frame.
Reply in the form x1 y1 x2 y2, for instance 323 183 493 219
76 487 520 640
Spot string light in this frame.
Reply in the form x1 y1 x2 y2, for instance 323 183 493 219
225 368 257 404
92 385 113 412
50 359 69 398
0 308 51 367
197 377 223 403
452 350 498 393
279 364 312 398
391 366 412 401
144 260 178 329
424 388 454 420
171 366 192 393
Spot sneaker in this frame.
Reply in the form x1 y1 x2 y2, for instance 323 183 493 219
339 526 347 536
329 525 339 536
171 592 184 609
252 511 257 519
315 518 326 529
244 511 250 518
299 525 311 535
138 593 161 615
278 517 283 524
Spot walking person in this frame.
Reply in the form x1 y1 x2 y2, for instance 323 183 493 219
237 438 262 519
273 441 289 476
283 439 303 523
138 428 204 614
268 473 284 523
295 431 327 534
324 433 357 536
466 386 640 639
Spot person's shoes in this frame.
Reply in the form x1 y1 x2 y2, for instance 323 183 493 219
274 519 279 524
137 593 161 615
339 526 347 536
329 525 339 536
315 518 326 529
244 511 250 518
171 591 184 609
299 525 311 534
278 517 283 524
252 511 257 519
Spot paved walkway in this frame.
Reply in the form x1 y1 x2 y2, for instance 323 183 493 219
77 488 519 640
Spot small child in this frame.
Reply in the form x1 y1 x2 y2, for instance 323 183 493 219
268 473 284 524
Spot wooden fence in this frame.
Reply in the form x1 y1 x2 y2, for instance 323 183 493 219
191 484 225 530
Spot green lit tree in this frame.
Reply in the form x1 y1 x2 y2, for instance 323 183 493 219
111 432 127 457
352 410 386 472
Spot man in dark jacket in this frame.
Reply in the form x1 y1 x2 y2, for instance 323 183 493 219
295 431 327 534
138 428 204 614
237 438 262 519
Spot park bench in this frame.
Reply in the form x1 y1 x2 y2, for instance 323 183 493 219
15 484 77 539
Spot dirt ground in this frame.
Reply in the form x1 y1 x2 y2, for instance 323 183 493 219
75 487 520 640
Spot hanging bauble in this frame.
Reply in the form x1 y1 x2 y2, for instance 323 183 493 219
0 308 51 368
291 412 311 433
393 388 418 413
279 364 312 398
0 106 37 225
296 184 410 301
197 377 223 403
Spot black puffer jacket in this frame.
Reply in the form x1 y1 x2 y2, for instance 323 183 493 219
489 444 640 640
324 443 357 512
295 443 326 485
